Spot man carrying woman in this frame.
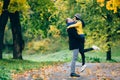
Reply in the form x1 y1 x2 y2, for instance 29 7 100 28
66 13 100 77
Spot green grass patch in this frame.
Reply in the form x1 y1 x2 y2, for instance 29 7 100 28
3 47 120 63
0 59 63 80
23 50 72 62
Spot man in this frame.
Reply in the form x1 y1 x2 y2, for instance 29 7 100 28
66 14 100 77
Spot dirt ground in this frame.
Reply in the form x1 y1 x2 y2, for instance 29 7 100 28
12 63 120 80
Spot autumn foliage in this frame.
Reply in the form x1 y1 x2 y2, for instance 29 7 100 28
97 0 120 13
0 0 30 15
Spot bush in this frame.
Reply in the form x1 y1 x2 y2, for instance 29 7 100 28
25 37 68 54
0 67 12 80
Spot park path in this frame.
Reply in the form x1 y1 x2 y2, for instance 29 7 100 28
12 63 120 80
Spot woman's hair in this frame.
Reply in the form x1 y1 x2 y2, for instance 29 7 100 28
74 13 85 27
75 17 85 27
80 19 85 27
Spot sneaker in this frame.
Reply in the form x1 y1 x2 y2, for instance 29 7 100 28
92 45 100 50
70 73 80 77
80 64 87 72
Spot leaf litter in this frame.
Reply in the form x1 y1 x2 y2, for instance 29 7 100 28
12 63 120 80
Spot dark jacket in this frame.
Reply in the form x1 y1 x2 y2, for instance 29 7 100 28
67 27 84 50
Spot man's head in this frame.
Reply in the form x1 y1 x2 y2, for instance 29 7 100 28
66 18 74 24
66 18 76 26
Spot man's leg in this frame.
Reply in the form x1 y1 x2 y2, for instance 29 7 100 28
70 49 80 77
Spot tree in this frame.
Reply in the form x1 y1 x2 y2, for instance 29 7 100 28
0 0 57 59
97 0 120 13
26 0 56 38
96 0 120 60
0 0 29 59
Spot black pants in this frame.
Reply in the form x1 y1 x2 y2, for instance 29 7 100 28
79 35 93 65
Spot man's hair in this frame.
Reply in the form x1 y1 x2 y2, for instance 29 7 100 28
66 18 69 24
66 18 74 23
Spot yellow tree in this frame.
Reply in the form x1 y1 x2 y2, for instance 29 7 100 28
0 0 29 59
96 0 120 60
97 0 120 13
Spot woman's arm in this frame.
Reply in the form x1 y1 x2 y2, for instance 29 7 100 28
67 21 82 29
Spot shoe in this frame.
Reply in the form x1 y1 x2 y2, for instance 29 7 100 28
80 64 87 72
70 73 80 77
92 45 100 50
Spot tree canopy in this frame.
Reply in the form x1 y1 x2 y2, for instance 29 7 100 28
97 0 120 13
0 0 119 57
0 0 30 15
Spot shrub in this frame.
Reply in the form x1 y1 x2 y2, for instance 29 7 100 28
0 67 12 80
26 37 68 54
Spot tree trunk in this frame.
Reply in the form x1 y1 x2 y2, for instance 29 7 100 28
106 30 111 60
106 34 112 60
106 44 111 60
0 0 10 59
106 14 112 60
0 0 24 59
9 11 24 59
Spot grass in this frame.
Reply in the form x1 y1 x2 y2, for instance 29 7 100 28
85 46 120 62
24 45 120 62
0 59 63 80
23 50 72 62
0 59 62 72
2 46 120 63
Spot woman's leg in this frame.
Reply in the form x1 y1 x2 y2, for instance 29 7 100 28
71 49 79 73
79 35 85 66
84 45 100 53
84 48 93 53
79 42 87 72
79 50 85 66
